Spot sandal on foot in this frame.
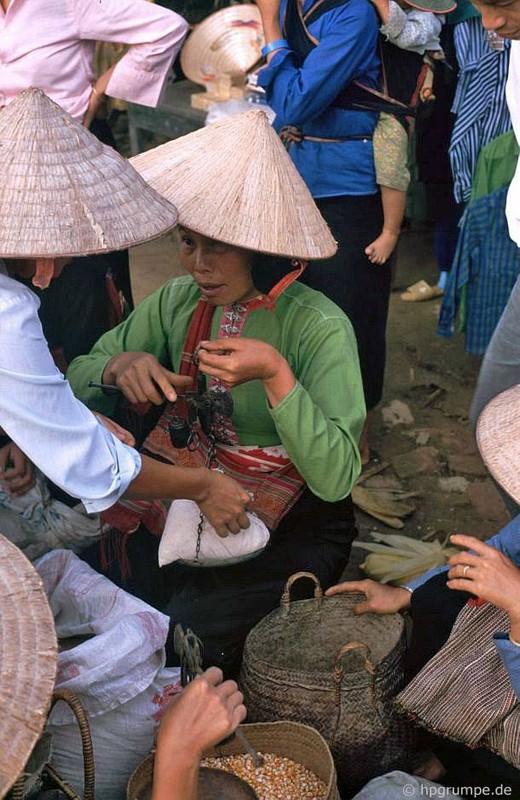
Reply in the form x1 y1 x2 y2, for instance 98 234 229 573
400 279 444 302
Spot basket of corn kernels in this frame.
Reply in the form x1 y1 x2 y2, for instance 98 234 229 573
127 721 339 800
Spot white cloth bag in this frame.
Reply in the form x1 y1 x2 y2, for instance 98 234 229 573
158 498 270 567
36 550 181 800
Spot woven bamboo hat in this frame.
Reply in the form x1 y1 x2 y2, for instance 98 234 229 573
180 5 264 86
0 88 178 258
131 110 337 260
476 384 520 504
403 0 456 13
0 534 57 798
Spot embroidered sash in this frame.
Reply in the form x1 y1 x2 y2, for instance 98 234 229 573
103 297 306 538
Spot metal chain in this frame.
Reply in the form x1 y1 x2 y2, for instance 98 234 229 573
194 510 204 563
194 433 218 562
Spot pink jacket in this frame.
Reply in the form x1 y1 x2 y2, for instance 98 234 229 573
0 0 189 120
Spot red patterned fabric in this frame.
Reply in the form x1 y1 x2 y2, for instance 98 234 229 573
101 285 307 551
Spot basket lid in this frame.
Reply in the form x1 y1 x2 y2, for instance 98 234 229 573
180 5 264 86
243 591 405 675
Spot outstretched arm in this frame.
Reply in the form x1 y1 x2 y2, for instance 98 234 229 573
325 578 412 614
1 283 250 531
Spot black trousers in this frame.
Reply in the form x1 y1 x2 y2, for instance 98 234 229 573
82 489 358 678
27 255 113 368
408 573 520 792
300 194 393 410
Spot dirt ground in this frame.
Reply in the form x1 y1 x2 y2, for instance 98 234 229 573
130 224 511 580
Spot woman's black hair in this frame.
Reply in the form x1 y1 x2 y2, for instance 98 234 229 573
251 253 296 295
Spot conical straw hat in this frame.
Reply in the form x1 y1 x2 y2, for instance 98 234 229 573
0 88 178 258
476 384 520 505
131 110 337 260
0 535 57 798
180 5 264 86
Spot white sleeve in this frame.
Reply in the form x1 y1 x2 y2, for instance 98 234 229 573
74 0 189 107
0 277 141 513
506 41 520 247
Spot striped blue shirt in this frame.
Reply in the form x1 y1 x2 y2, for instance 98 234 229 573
437 187 520 354
449 18 512 204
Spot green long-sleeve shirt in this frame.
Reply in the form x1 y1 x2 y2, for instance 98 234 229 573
67 277 365 502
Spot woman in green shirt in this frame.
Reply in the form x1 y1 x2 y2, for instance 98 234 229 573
68 110 366 676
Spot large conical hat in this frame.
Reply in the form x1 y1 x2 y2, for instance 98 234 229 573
131 110 337 260
0 534 57 798
180 5 264 86
0 88 178 258
476 384 520 505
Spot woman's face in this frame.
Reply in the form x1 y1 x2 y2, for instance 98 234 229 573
178 228 257 306
473 0 520 38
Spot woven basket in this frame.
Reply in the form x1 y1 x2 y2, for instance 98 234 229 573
239 572 413 797
127 721 339 800
11 689 94 800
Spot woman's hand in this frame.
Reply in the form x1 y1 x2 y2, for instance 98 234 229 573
0 442 35 497
197 338 280 385
447 534 520 622
82 66 116 129
197 470 251 537
82 85 105 129
152 667 246 800
197 338 296 405
93 413 136 447
325 578 412 614
156 667 246 758
103 351 193 405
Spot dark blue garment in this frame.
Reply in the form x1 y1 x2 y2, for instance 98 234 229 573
407 513 520 700
437 186 520 355
257 0 380 198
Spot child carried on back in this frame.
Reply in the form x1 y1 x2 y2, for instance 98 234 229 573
365 0 455 264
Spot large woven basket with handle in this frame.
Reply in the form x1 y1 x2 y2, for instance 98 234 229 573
239 572 413 797
10 689 95 800
127 720 339 800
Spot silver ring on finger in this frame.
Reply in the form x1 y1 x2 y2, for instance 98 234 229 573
462 565 470 577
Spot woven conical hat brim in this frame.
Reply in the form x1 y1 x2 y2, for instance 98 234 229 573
476 384 520 506
180 5 264 86
0 88 178 258
0 535 57 798
131 110 337 260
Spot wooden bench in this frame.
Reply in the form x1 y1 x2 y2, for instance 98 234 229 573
127 80 207 155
